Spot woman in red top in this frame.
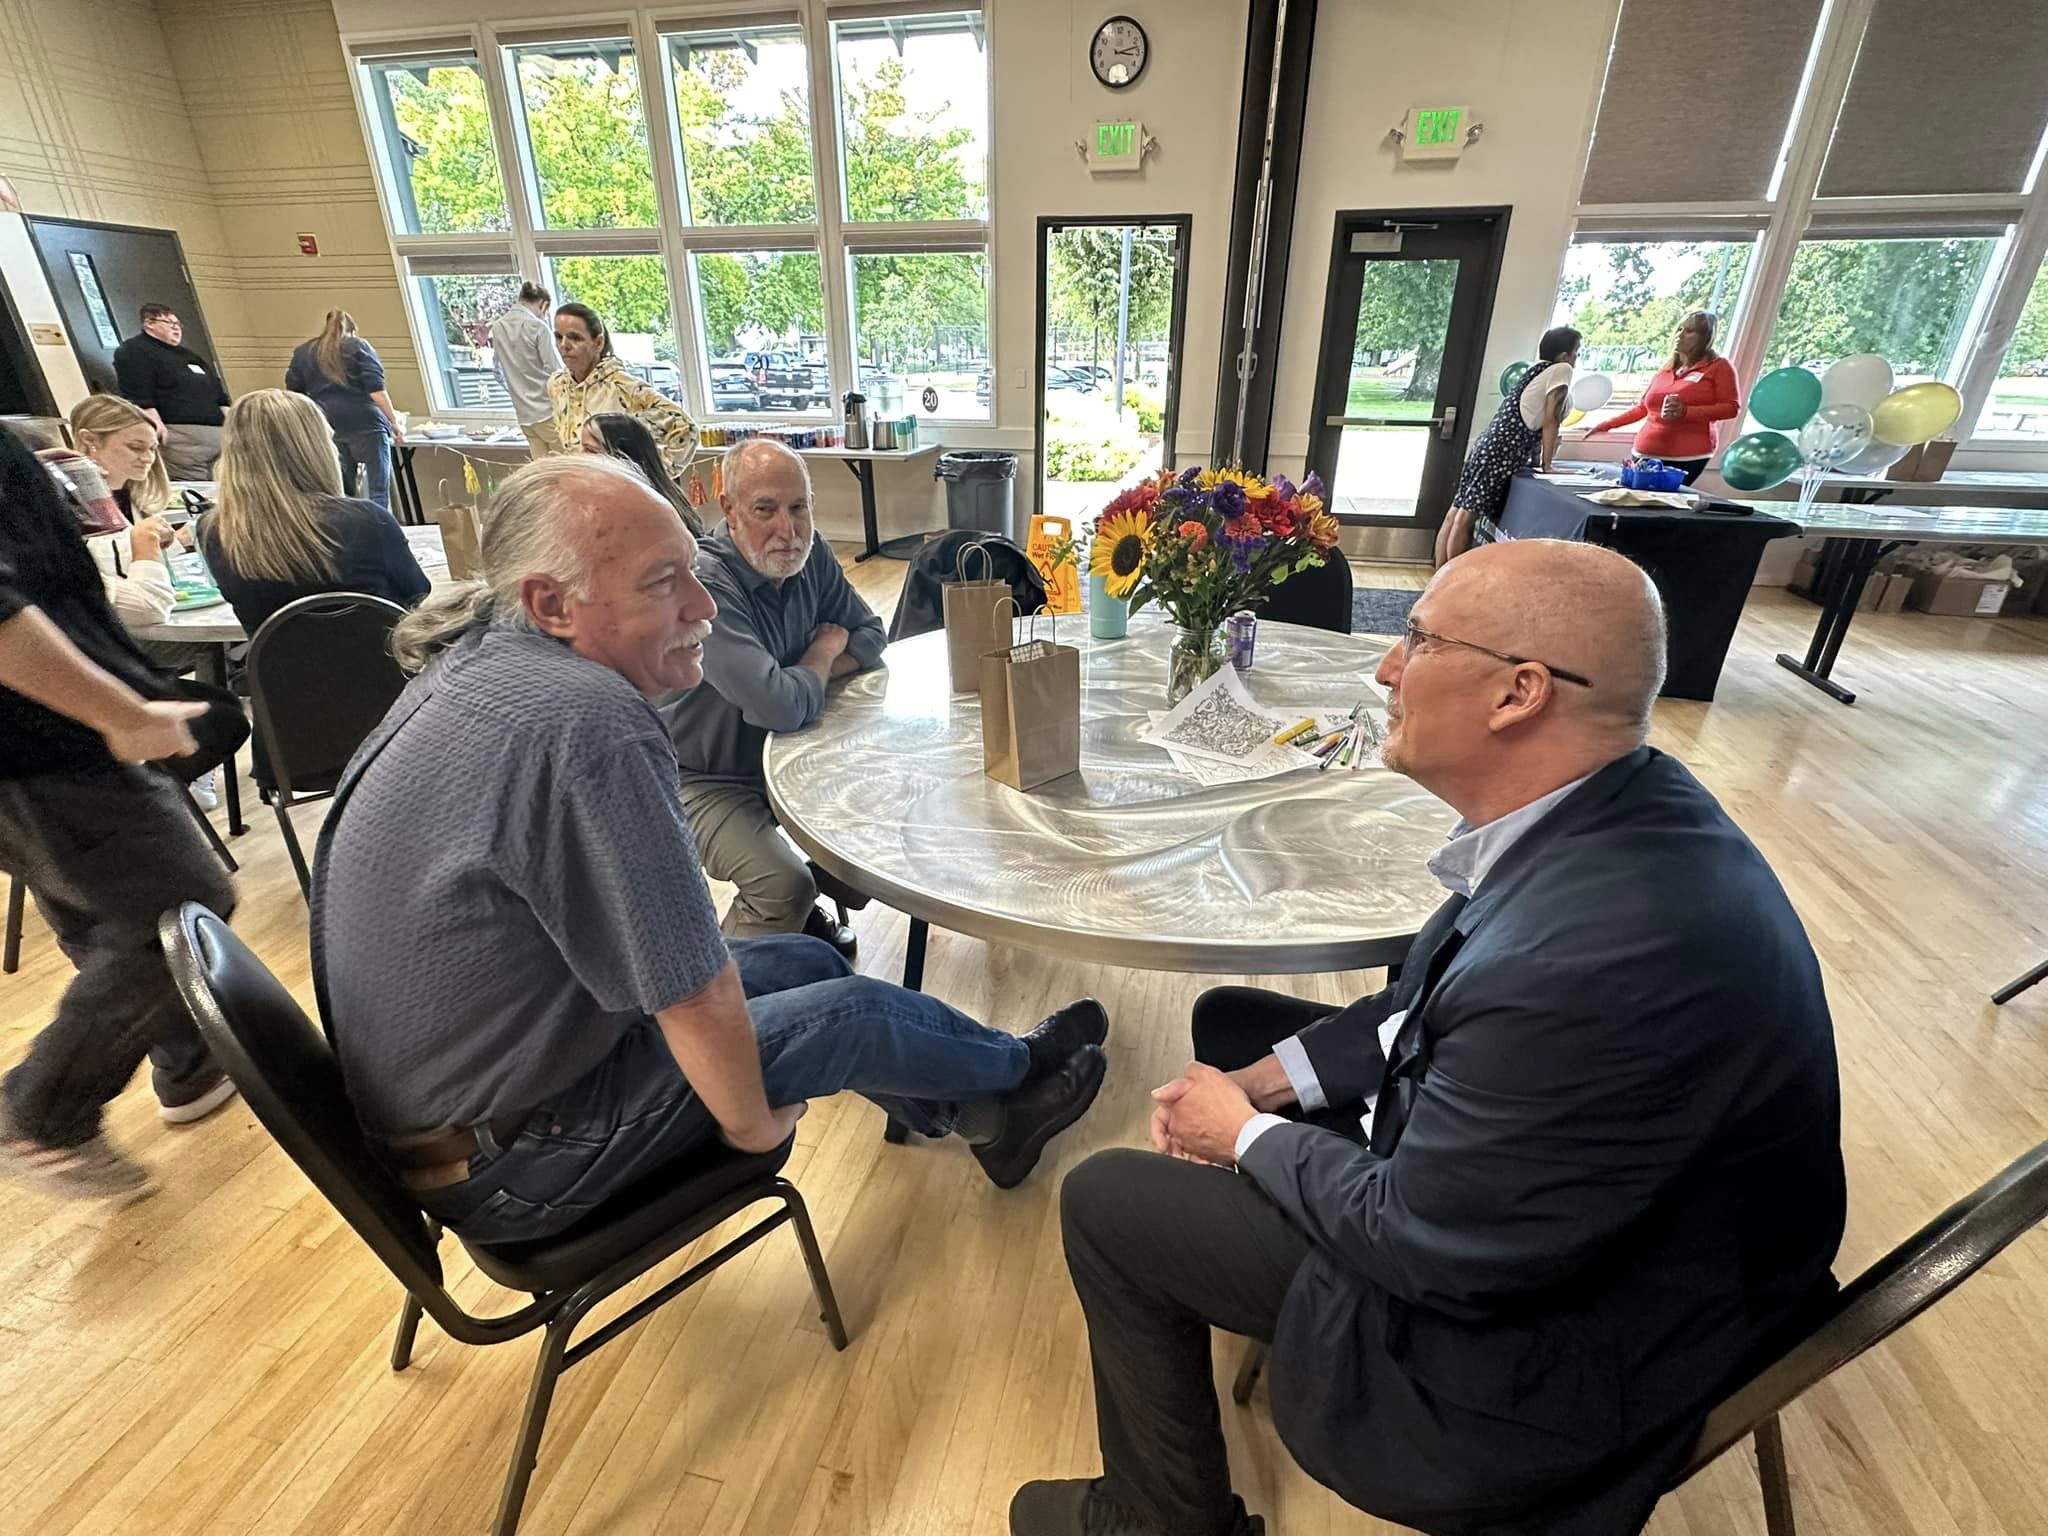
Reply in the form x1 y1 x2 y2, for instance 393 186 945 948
1587 311 1740 483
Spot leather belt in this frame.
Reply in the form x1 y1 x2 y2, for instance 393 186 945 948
374 1110 533 1193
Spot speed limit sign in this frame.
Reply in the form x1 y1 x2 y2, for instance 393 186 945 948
921 386 940 413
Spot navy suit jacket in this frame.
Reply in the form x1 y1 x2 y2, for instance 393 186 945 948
1237 747 1846 1535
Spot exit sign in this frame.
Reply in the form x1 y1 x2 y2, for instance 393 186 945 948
1086 119 1146 174
1400 105 1473 162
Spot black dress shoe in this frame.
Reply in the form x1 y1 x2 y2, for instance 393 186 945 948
973 1045 1106 1190
802 904 858 961
1019 998 1110 1082
1009 1478 1263 1536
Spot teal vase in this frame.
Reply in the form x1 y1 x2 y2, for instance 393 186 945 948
1088 573 1130 639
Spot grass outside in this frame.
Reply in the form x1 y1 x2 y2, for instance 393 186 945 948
1344 374 1437 422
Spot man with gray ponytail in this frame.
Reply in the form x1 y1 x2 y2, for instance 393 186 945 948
312 456 1108 1240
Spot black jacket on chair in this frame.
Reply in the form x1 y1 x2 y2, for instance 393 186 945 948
885 530 1046 643
1236 747 1845 1536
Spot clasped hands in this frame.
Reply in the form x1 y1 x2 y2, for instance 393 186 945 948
1150 1054 1296 1169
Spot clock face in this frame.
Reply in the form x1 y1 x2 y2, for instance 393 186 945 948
1091 15 1148 89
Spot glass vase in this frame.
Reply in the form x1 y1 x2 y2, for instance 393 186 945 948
1166 623 1226 705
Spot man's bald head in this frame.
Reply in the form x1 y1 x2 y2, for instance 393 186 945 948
1434 539 1667 736
721 437 815 582
1374 539 1665 822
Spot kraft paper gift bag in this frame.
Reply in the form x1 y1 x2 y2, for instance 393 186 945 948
944 541 1015 693
979 618 1082 793
434 481 484 580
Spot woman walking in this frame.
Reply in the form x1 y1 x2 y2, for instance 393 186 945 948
285 310 406 511
547 302 698 480
1436 327 1580 566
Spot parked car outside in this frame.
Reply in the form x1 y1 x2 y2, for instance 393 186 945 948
743 349 815 409
710 361 760 413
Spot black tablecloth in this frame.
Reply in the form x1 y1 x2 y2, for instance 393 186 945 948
1497 474 1799 701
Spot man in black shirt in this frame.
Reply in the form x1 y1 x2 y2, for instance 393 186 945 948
112 303 230 479
0 426 240 1203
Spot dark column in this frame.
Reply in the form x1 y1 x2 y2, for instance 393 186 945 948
1211 0 1320 474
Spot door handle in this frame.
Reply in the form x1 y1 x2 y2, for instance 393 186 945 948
1324 414 1450 431
1438 405 1458 441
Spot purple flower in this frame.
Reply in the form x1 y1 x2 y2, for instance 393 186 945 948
1225 539 1256 573
1300 472 1326 499
1178 465 1202 489
1271 473 1296 500
1211 479 1246 518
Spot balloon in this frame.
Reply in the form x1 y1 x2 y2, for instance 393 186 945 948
1820 353 1894 412
1499 360 1533 396
1569 372 1613 412
1719 431 1803 492
1796 402 1873 472
1870 381 1962 446
1562 407 1586 428
1749 366 1823 431
1837 439 1910 477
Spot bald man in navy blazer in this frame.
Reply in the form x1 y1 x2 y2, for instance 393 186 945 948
1013 540 1846 1536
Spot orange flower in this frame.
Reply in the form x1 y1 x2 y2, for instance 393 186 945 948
1176 519 1209 551
1306 509 1341 550
1297 491 1326 519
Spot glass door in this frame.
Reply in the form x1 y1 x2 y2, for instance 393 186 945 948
1034 216 1191 524
1306 211 1506 533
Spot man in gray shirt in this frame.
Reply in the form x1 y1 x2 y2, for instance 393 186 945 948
312 455 1107 1241
489 281 562 459
662 439 884 957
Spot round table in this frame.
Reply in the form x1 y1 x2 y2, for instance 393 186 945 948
764 614 1456 976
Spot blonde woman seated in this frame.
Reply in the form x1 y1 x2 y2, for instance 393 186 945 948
38 394 179 630
198 389 430 637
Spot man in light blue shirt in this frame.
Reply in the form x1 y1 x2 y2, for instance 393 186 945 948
490 281 562 459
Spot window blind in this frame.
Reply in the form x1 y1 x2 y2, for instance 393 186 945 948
1818 0 2048 197
1579 0 1826 205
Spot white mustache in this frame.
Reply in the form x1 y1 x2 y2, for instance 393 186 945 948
673 622 712 649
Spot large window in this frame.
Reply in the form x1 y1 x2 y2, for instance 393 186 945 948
669 24 816 226
850 249 989 418
1762 236 2000 385
407 263 521 410
1983 254 2048 439
691 250 830 408
508 39 657 231
354 7 992 423
832 12 988 223
363 54 509 235
1553 239 1756 409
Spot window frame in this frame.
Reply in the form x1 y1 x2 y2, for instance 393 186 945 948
345 6 995 430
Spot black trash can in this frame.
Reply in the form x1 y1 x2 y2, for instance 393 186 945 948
935 450 1018 543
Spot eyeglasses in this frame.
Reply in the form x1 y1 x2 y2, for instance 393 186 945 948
1402 620 1594 689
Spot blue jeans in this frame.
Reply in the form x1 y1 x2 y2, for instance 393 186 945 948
334 429 391 511
418 936 1029 1241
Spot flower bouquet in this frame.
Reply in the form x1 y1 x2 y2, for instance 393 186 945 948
1088 466 1339 701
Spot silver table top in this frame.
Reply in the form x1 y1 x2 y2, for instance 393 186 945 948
132 526 449 644
764 614 1456 974
1788 502 2048 546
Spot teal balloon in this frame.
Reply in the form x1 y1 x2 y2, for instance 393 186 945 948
1498 360 1533 397
1749 366 1823 431
1720 430 1803 492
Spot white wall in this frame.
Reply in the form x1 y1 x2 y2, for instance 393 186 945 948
1267 0 1619 483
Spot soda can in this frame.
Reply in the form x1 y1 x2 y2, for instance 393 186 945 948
1226 609 1257 671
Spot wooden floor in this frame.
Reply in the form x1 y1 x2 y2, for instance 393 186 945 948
3 546 2047 1536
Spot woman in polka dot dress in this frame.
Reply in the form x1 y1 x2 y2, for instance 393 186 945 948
1435 326 1581 566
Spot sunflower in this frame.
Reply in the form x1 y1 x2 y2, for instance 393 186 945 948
1090 509 1153 598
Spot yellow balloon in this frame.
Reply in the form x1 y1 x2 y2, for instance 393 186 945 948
1870 382 1962 446
1562 407 1586 427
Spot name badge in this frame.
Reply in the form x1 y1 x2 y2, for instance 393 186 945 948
188 362 206 374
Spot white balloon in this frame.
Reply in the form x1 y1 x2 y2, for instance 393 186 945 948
1797 402 1874 471
1836 439 1909 477
1819 353 1894 412
1569 372 1613 412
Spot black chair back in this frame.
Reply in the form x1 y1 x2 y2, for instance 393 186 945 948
1258 549 1354 634
159 903 466 1331
1679 1136 2048 1479
246 593 408 797
887 530 1048 642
